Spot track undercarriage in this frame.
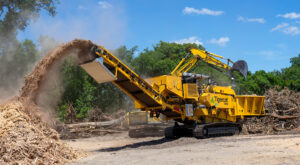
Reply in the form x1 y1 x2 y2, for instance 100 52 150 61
165 122 241 139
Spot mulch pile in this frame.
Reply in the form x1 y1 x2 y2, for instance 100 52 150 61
0 39 96 164
243 87 300 134
0 101 80 164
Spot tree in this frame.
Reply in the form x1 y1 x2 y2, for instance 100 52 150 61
281 54 300 91
290 54 300 67
234 70 283 95
0 1 59 94
113 46 137 67
0 0 58 39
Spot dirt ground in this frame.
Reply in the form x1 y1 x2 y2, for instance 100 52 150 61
66 131 300 165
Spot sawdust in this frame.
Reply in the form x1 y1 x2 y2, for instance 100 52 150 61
243 87 300 134
0 101 81 164
20 39 95 102
0 39 96 164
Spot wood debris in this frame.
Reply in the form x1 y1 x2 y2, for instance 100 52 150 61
244 87 300 134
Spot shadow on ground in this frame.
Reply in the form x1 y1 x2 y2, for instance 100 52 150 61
96 138 175 152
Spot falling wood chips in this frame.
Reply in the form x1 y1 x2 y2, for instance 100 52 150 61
0 39 95 165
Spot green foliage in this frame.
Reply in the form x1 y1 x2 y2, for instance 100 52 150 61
59 58 96 119
0 0 58 36
134 41 199 76
235 55 300 94
235 70 283 95
57 104 69 122
290 54 300 67
0 0 59 93
281 54 300 92
133 41 205 76
113 45 137 67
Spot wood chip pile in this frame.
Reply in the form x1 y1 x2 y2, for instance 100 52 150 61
0 101 81 164
0 39 95 164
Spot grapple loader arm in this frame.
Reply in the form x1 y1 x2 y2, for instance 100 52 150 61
230 60 248 79
178 48 249 79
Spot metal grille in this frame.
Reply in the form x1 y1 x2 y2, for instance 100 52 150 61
187 84 199 98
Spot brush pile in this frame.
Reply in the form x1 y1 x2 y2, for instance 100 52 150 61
244 87 300 134
59 108 128 139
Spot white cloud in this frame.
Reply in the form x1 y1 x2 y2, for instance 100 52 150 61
183 7 224 16
271 23 300 35
208 37 230 47
282 26 300 35
98 1 112 9
78 5 87 10
271 23 289 32
174 36 203 45
277 12 300 19
237 16 265 23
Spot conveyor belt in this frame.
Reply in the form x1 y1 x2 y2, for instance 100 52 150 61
81 46 163 107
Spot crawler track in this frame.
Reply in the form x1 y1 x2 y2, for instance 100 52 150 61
165 122 241 139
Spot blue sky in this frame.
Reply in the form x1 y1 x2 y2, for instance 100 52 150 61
17 0 300 72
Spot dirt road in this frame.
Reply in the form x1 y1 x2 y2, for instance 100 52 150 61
66 132 300 165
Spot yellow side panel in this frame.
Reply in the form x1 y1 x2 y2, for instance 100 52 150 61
209 86 236 96
236 95 265 116
192 94 265 123
147 75 182 97
200 93 234 109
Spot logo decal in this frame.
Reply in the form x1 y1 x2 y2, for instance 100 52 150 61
211 97 215 104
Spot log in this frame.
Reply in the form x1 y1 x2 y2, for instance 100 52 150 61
269 113 300 119
64 116 125 129
282 107 299 114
